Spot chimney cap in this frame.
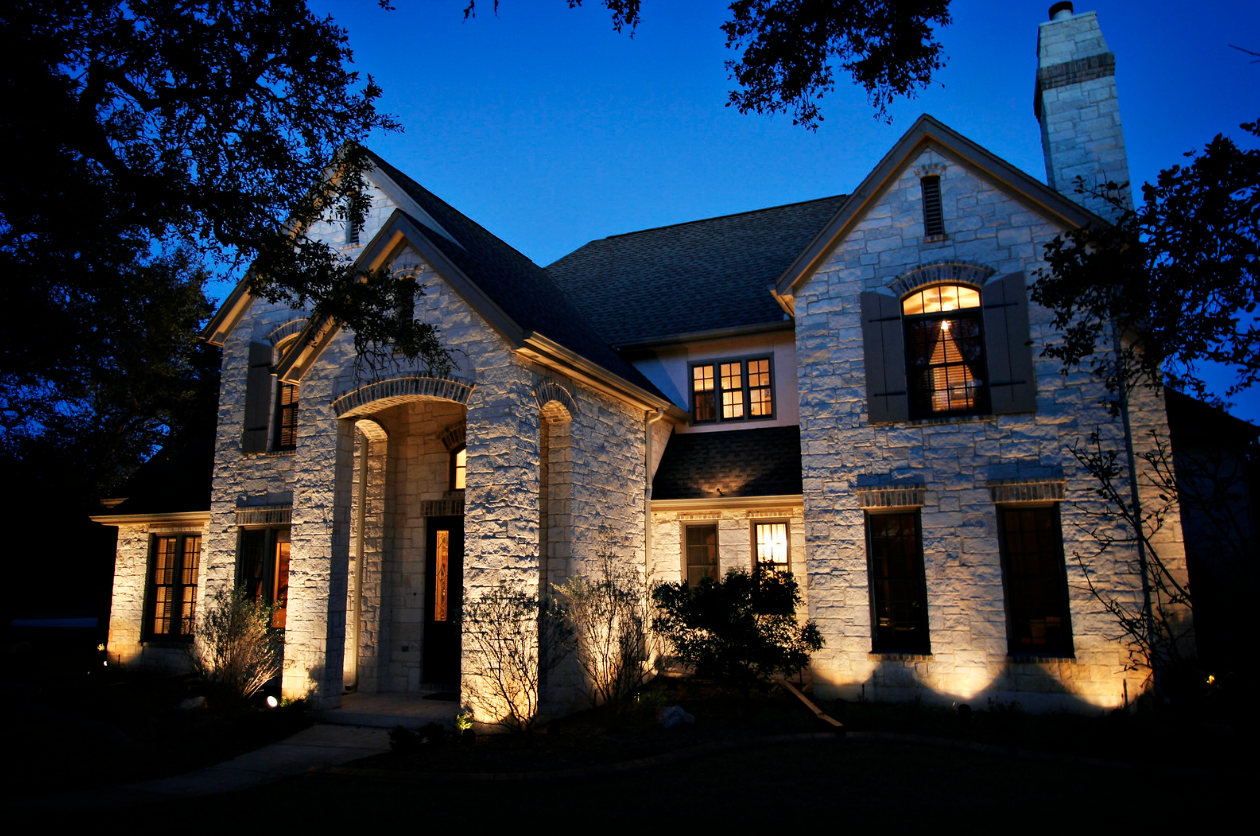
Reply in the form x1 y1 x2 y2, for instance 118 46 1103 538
1049 2 1075 20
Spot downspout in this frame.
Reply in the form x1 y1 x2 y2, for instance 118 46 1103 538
644 408 667 582
1113 322 1157 692
348 432 369 692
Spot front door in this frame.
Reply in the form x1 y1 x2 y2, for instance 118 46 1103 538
423 515 464 685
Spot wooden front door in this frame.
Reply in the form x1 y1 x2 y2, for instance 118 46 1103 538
423 516 464 685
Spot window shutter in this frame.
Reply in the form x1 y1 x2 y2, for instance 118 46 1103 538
982 272 1037 414
860 291 909 423
242 341 274 453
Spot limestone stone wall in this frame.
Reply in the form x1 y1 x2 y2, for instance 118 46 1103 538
105 519 209 670
649 504 808 593
794 144 1181 711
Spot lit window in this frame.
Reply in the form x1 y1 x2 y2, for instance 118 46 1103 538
240 527 291 629
450 445 466 491
691 357 774 424
148 534 200 640
754 521 789 574
866 512 930 654
903 284 987 418
685 524 719 586
999 506 1073 657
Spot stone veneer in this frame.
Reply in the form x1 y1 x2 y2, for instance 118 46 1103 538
792 140 1187 711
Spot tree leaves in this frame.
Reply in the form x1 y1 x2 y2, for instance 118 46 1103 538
1032 120 1260 409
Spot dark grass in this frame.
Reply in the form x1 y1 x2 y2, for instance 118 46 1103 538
0 641 311 798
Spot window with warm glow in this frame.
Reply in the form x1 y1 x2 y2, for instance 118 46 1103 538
148 534 200 640
754 521 789 574
239 526 290 629
450 445 466 491
902 284 987 418
691 356 773 424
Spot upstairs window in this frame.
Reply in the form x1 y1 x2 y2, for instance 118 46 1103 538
450 444 467 491
920 175 945 237
273 382 299 451
691 356 774 424
902 284 987 418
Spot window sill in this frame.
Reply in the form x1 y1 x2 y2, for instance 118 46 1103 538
869 652 933 662
923 234 949 245
904 411 994 427
1006 653 1075 663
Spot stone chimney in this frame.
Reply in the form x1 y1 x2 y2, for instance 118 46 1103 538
1034 3 1133 221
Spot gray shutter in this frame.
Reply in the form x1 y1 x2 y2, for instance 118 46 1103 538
982 272 1037 414
242 341 274 453
860 291 909 423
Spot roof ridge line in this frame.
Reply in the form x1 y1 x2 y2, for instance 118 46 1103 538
596 194 848 241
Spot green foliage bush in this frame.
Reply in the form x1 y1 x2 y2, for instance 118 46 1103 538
188 587 282 706
651 568 823 690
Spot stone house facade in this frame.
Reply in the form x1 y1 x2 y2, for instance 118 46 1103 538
97 5 1192 716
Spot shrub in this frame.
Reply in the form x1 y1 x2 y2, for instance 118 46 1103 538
555 553 649 715
462 582 574 733
187 587 282 705
651 568 823 691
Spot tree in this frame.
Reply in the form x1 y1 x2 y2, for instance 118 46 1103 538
651 567 823 691
0 1 455 499
464 1 954 127
1031 121 1260 692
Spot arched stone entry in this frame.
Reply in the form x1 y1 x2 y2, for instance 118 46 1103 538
334 376 473 695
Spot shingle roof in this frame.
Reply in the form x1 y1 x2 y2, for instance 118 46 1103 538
546 196 847 346
366 151 665 398
652 426 803 500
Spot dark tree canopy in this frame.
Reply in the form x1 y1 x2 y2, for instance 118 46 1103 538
1032 120 1260 409
464 0 953 128
0 0 429 498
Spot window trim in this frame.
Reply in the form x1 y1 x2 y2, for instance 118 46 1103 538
902 284 989 420
238 526 291 630
997 503 1075 659
752 519 790 575
449 444 467 492
688 355 775 424
145 533 201 642
865 510 931 655
682 522 720 586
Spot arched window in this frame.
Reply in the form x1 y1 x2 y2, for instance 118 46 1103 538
901 284 986 418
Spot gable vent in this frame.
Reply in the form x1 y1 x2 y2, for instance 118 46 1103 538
921 176 945 237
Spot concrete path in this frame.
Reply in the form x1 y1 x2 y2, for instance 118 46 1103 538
13 723 391 813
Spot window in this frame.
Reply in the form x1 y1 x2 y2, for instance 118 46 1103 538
273 381 299 451
999 506 1073 657
903 284 987 418
690 356 773 423
242 341 299 453
859 272 1036 423
921 175 945 237
684 524 719 586
147 534 201 640
754 521 789 574
866 512 930 654
450 444 466 491
239 527 291 629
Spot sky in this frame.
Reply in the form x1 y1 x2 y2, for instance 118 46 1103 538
303 0 1260 422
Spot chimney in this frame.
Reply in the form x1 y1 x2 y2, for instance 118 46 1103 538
1034 3 1133 221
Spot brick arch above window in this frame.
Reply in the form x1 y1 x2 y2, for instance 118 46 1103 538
534 380 579 421
887 262 994 299
265 318 307 347
332 375 475 418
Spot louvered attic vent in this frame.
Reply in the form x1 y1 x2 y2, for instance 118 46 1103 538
921 176 944 237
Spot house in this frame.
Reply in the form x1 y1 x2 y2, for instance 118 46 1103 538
95 4 1196 717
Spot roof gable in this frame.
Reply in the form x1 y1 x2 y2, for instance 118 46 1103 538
775 115 1109 297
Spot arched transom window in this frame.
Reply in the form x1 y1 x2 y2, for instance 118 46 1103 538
901 284 986 417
